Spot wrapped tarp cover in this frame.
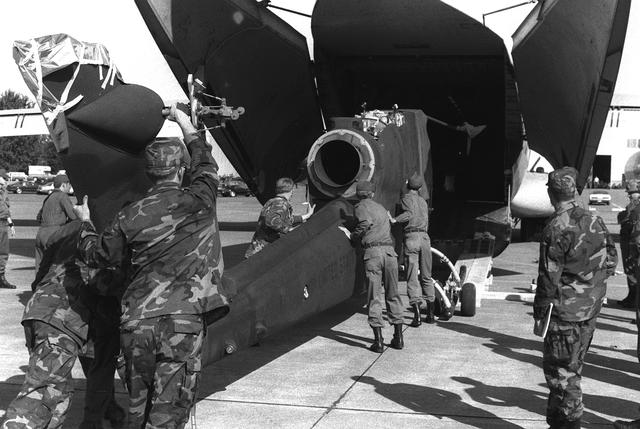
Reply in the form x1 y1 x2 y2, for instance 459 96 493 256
13 34 166 231
13 34 122 151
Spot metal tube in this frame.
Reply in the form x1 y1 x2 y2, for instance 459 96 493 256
431 247 461 284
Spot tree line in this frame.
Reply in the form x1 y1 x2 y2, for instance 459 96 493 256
0 89 63 174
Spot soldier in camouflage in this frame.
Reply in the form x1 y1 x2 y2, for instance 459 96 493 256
616 180 640 308
391 174 436 326
349 181 404 353
2 221 92 429
74 103 231 429
244 177 314 258
0 177 17 289
534 166 617 429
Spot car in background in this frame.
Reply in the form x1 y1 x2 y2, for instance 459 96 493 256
588 190 611 205
7 179 42 194
218 177 251 197
37 181 74 195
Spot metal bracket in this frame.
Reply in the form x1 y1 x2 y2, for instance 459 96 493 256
187 74 245 129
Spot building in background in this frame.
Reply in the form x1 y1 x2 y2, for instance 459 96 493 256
593 94 640 186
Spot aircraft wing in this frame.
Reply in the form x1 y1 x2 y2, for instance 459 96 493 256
512 0 631 188
135 0 324 202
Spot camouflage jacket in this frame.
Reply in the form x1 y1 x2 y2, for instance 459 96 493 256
353 198 396 257
24 221 93 345
618 198 640 243
78 135 230 323
249 196 302 245
394 191 429 233
535 201 617 322
0 189 10 219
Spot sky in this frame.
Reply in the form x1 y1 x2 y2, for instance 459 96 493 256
1 0 637 106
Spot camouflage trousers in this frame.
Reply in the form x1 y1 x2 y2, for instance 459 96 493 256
365 248 404 327
404 232 436 306
0 223 9 275
543 317 596 427
120 315 204 429
2 321 80 429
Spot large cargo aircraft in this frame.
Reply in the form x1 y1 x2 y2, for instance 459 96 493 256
12 0 630 364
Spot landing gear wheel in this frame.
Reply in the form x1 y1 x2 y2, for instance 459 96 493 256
460 283 476 317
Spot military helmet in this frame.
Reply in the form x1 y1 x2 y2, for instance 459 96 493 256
547 166 578 197
275 177 294 194
627 179 640 194
53 174 70 188
145 137 185 175
407 174 423 190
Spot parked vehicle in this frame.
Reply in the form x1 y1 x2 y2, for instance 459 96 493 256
588 190 611 205
7 179 43 194
37 181 74 195
218 178 251 197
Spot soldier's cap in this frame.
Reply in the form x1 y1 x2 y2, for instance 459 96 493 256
53 174 69 187
145 137 186 174
275 177 294 194
407 174 423 190
546 166 578 196
627 179 640 194
356 180 376 195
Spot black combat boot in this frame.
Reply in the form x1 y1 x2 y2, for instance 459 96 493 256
425 300 436 324
369 327 384 353
390 324 404 350
410 303 422 327
614 419 640 429
0 275 16 289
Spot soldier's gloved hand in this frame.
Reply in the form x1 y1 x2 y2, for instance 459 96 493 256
533 305 547 320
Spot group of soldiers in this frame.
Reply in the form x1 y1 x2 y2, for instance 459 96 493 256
613 180 640 429
0 105 638 428
2 103 230 429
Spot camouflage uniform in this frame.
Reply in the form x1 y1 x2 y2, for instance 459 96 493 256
0 183 16 288
78 135 230 428
617 182 640 307
352 197 403 328
535 167 617 428
244 196 303 258
2 221 92 429
395 191 435 307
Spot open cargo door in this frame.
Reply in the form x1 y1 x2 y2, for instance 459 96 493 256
135 0 324 201
512 0 631 189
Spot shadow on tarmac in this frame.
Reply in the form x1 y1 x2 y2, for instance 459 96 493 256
9 238 36 260
353 375 523 428
218 221 257 232
439 318 640 413
491 267 523 277
451 376 638 427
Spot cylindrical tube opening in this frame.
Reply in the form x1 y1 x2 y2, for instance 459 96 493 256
316 140 360 187
307 129 375 198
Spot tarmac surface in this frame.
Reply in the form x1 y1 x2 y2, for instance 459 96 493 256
0 189 638 428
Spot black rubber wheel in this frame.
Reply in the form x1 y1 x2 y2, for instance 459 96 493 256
460 283 476 317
